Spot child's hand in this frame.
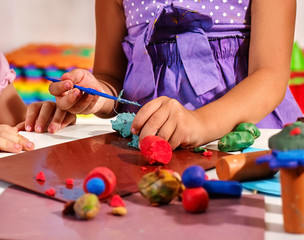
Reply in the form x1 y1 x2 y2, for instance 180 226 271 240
131 96 204 150
48 69 105 115
0 124 34 153
16 101 76 133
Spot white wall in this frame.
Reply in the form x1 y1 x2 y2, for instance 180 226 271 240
0 0 304 53
0 0 95 53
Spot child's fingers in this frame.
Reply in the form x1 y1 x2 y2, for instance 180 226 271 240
0 137 22 153
17 134 35 151
25 102 56 133
64 92 95 115
155 118 177 144
24 102 41 132
0 126 34 153
48 80 73 97
138 105 170 142
167 124 185 150
15 121 25 131
56 113 77 130
3 128 34 151
131 98 164 135
47 109 76 133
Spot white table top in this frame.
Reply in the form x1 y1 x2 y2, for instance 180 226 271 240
0 116 303 240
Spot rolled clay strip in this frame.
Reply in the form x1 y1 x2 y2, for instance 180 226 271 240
216 150 277 182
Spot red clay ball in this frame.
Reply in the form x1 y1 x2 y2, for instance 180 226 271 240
182 187 209 213
139 135 172 164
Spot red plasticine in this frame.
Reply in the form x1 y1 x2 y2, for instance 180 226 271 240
66 178 74 186
202 151 213 157
140 166 148 171
182 187 209 213
290 127 301 135
45 188 56 196
110 194 125 207
139 135 172 165
83 167 117 200
36 171 45 182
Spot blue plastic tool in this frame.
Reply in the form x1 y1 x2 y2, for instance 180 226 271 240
45 77 142 107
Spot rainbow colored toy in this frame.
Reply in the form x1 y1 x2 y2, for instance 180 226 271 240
5 44 94 104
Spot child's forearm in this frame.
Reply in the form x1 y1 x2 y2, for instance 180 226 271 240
0 84 27 126
194 67 289 143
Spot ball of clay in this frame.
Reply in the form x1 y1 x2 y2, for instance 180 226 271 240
181 165 206 188
139 135 172 164
73 193 101 220
83 167 117 200
86 177 106 196
182 187 209 213
138 169 183 205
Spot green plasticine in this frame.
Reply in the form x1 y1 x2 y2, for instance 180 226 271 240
233 123 261 139
193 146 207 153
218 131 255 152
269 121 304 151
217 122 260 152
290 42 304 71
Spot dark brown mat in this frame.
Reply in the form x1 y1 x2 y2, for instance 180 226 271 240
0 132 229 202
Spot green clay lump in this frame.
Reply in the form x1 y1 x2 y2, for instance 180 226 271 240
218 123 260 152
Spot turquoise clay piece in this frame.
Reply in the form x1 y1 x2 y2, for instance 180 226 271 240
111 112 136 138
128 134 139 148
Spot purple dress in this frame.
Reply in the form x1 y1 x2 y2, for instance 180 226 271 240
121 0 302 128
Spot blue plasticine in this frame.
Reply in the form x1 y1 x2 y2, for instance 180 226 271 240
202 180 242 198
182 165 206 188
86 177 106 196
256 149 304 169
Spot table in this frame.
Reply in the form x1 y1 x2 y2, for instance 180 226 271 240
0 116 302 240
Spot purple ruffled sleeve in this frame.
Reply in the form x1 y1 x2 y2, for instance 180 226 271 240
0 52 16 94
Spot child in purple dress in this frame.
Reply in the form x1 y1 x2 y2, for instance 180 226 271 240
0 53 76 153
50 0 302 149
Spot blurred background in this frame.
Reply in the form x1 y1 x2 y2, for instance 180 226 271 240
0 0 303 109
0 0 95 53
0 0 303 53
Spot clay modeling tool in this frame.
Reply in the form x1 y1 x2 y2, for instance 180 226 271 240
45 77 142 107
